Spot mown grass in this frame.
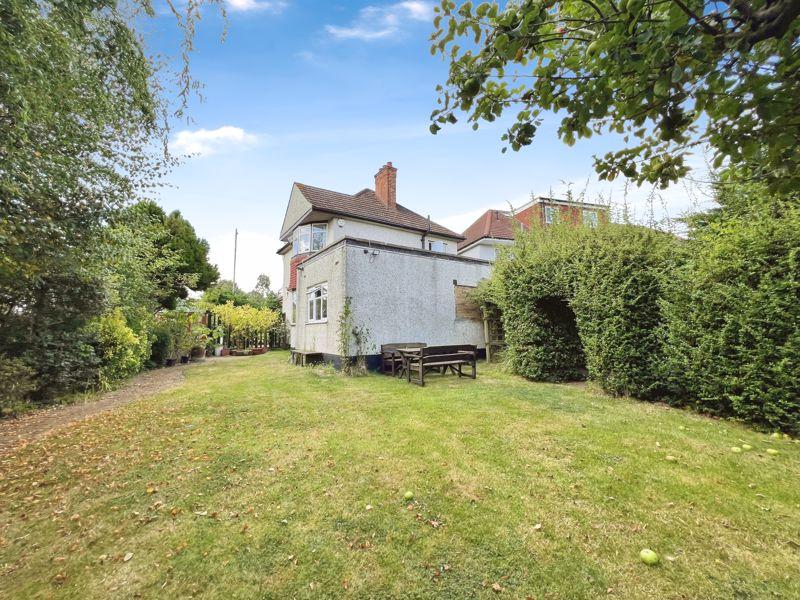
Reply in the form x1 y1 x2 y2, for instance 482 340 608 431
1 352 798 599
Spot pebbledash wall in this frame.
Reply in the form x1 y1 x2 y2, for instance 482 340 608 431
291 237 492 367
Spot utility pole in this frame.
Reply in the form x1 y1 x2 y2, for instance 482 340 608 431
232 228 238 291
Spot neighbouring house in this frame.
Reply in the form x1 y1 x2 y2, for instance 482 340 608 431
278 162 493 367
457 197 609 262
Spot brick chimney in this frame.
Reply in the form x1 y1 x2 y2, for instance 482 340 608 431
374 162 397 209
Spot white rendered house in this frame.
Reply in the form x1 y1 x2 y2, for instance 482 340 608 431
278 162 493 366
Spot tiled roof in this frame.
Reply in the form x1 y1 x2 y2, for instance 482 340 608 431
295 183 463 240
458 210 516 250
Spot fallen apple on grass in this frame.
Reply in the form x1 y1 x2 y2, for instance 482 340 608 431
639 548 660 566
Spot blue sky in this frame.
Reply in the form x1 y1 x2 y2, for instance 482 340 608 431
146 1 709 291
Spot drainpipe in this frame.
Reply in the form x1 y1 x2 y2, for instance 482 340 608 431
421 214 431 249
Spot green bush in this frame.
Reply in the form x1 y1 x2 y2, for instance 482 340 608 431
0 356 37 415
89 309 148 388
492 222 679 397
662 182 800 433
149 322 175 366
572 225 677 398
494 225 586 381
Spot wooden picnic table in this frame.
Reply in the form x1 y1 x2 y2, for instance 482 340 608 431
397 345 477 386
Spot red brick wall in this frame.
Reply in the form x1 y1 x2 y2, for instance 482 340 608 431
374 162 397 209
514 203 608 228
288 253 312 290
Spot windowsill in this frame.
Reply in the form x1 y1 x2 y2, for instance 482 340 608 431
306 319 328 325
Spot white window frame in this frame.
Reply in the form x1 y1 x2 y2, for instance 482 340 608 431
428 240 448 253
293 223 328 255
290 290 297 324
544 206 557 225
311 223 327 251
306 284 328 323
583 209 599 228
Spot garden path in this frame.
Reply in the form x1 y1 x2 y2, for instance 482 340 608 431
0 363 195 454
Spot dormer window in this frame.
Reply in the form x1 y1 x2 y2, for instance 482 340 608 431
293 223 328 255
428 240 448 253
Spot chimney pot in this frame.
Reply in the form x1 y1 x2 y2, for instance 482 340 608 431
374 162 397 209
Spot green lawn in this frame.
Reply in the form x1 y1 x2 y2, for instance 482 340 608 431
1 352 799 599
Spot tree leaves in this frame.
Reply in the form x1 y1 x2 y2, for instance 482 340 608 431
430 0 800 191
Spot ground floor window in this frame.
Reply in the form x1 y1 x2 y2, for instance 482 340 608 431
306 284 327 322
291 290 297 324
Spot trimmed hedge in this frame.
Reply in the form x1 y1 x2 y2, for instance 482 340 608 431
493 222 678 397
488 181 799 433
662 183 800 433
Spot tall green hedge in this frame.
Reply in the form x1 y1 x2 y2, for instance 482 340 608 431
488 181 799 433
662 183 800 433
492 223 678 397
572 226 677 399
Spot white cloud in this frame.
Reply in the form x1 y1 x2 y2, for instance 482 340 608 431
325 1 433 41
208 230 284 294
226 0 288 12
170 126 259 157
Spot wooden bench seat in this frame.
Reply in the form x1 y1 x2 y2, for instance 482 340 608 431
402 345 477 386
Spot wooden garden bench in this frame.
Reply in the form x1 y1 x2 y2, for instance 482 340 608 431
400 344 477 386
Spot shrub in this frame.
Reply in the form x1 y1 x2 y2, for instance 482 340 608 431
662 182 800 433
0 356 37 416
494 225 586 381
492 222 679 397
572 225 677 398
149 321 175 366
89 309 147 388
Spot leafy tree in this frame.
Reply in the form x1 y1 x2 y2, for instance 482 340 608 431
203 277 281 311
0 0 219 405
430 1 800 191
251 274 282 311
132 202 220 307
254 274 272 296
164 210 220 296
202 280 250 307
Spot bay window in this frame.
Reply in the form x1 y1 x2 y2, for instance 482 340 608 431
292 223 327 255
306 284 327 322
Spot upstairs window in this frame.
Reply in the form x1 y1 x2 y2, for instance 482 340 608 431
583 210 599 228
306 284 327 322
428 240 448 253
293 223 327 255
544 206 557 225
311 223 327 251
